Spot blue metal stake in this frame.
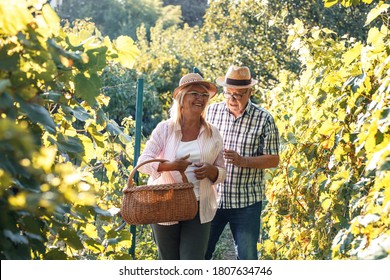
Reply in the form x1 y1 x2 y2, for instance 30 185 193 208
129 77 144 259
193 67 203 77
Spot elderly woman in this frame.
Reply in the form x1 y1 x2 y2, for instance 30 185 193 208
137 73 226 260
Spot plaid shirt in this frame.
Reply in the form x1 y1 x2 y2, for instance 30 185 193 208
206 100 280 209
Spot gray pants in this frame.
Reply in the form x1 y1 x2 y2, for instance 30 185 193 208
151 212 211 260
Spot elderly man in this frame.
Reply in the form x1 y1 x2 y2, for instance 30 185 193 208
205 65 280 260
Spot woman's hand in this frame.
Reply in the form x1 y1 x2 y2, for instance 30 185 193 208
193 163 218 182
173 154 192 173
157 154 192 173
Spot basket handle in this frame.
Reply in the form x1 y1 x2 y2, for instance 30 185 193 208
126 158 189 190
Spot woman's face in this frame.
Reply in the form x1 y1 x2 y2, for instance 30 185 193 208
181 84 210 115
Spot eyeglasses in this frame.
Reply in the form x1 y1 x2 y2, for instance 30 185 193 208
223 89 249 101
187 91 210 99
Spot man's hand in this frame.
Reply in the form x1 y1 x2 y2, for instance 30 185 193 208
224 149 247 167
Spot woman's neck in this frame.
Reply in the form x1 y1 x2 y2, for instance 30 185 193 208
181 118 201 142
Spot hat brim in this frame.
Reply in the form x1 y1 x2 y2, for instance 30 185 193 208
173 81 218 99
216 77 258 89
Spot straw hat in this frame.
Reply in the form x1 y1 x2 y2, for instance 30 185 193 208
216 65 258 89
173 73 218 99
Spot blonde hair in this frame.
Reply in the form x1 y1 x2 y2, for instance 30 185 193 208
170 84 213 137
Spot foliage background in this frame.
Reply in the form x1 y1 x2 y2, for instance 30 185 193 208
0 0 389 260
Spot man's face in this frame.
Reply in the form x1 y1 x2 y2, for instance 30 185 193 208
223 87 251 116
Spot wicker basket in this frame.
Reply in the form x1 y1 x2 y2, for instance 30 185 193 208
121 159 198 225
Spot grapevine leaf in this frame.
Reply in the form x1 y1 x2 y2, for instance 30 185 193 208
323 0 339 8
18 99 56 134
342 43 362 67
3 229 29 245
58 228 84 250
87 124 105 148
0 46 19 71
107 120 132 142
62 104 91 121
112 36 140 69
0 91 13 109
74 73 101 106
43 249 69 260
55 133 84 154
365 3 390 26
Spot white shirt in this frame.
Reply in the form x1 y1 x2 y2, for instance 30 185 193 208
173 140 201 199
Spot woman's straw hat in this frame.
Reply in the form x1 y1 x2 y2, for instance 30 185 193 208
173 73 218 98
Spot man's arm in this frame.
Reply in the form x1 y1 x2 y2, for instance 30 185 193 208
224 149 279 169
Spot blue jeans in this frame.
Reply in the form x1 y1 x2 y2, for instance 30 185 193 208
205 201 262 260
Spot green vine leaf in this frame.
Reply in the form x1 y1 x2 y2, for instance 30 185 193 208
18 99 56 134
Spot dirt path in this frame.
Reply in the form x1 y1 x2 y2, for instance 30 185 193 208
211 225 236 260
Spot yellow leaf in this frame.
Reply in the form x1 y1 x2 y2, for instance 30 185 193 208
292 96 303 112
76 191 96 206
342 43 362 67
118 239 132 248
321 198 332 211
335 169 350 180
268 226 279 241
318 119 338 136
324 0 339 8
321 136 335 150
311 107 324 120
268 215 277 228
365 120 379 153
317 174 328 185
113 36 140 69
84 224 98 239
8 192 27 208
367 27 385 51
106 159 118 173
365 3 390 26
329 170 350 192
32 147 57 173
0 0 33 35
42 4 60 35
262 239 275 252
85 243 104 253
324 72 343 86
77 134 95 163
381 174 390 204
330 180 344 193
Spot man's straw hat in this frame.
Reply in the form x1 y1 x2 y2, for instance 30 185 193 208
216 65 258 89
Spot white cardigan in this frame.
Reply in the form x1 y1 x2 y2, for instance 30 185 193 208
137 119 226 224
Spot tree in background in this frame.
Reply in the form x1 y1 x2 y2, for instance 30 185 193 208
163 0 209 27
274 0 377 42
198 0 297 97
101 64 163 136
57 0 126 38
197 0 380 95
134 22 202 116
57 0 182 40
120 0 182 40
